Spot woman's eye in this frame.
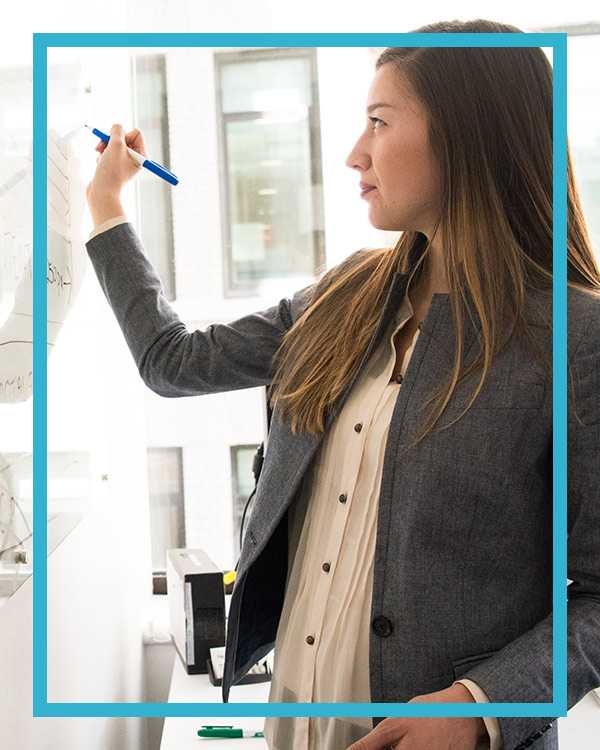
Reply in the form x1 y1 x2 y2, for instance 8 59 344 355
368 116 385 129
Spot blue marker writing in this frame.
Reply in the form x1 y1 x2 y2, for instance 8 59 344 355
85 125 179 186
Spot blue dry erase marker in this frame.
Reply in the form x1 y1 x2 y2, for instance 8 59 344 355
85 125 179 186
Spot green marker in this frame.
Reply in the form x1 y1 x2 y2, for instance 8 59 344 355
198 725 265 738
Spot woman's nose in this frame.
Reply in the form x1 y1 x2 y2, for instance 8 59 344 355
345 143 368 171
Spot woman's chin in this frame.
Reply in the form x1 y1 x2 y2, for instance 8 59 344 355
368 213 402 232
368 207 418 233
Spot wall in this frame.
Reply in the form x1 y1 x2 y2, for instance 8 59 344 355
0 504 149 750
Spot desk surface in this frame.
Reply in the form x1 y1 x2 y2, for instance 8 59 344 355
160 656 269 749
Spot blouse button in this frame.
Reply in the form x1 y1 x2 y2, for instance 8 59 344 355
395 373 403 384
338 493 347 504
322 562 331 573
354 423 363 433
306 635 315 645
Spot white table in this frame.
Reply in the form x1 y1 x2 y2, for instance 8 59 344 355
160 656 270 749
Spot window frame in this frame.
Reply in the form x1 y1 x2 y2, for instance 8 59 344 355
130 52 177 302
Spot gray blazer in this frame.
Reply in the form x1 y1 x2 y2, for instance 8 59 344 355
86 223 600 750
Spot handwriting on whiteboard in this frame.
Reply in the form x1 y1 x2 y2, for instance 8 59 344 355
0 128 87 403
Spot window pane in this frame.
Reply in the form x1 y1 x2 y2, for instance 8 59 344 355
147 447 185 573
220 56 312 113
217 51 324 292
133 54 176 300
226 113 315 283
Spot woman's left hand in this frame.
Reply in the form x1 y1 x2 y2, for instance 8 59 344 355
345 683 487 750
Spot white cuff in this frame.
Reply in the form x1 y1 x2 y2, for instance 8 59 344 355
88 215 129 241
455 678 503 750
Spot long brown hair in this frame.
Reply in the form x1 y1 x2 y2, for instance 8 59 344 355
268 18 600 448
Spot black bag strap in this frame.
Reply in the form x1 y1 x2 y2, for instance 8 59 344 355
235 388 273 568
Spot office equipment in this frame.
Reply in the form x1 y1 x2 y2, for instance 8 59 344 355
166 548 227 675
85 125 179 185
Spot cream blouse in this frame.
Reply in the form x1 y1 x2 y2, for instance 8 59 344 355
263 290 502 750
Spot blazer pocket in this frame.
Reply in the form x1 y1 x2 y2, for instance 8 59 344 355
451 649 500 680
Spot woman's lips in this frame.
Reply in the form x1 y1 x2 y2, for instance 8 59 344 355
360 186 377 198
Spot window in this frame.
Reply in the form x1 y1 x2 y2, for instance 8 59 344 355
215 48 325 296
230 444 260 561
132 54 176 300
527 23 600 257
147 447 185 594
566 32 600 254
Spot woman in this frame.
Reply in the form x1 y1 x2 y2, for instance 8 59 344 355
85 18 600 750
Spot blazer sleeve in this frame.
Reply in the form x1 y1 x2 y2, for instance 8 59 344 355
454 307 600 750
85 222 315 397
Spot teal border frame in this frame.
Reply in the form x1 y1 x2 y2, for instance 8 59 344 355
33 32 567 718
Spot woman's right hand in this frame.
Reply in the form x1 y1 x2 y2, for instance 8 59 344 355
86 123 148 226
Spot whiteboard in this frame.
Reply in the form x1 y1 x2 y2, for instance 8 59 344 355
0 127 88 403
0 124 89 594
